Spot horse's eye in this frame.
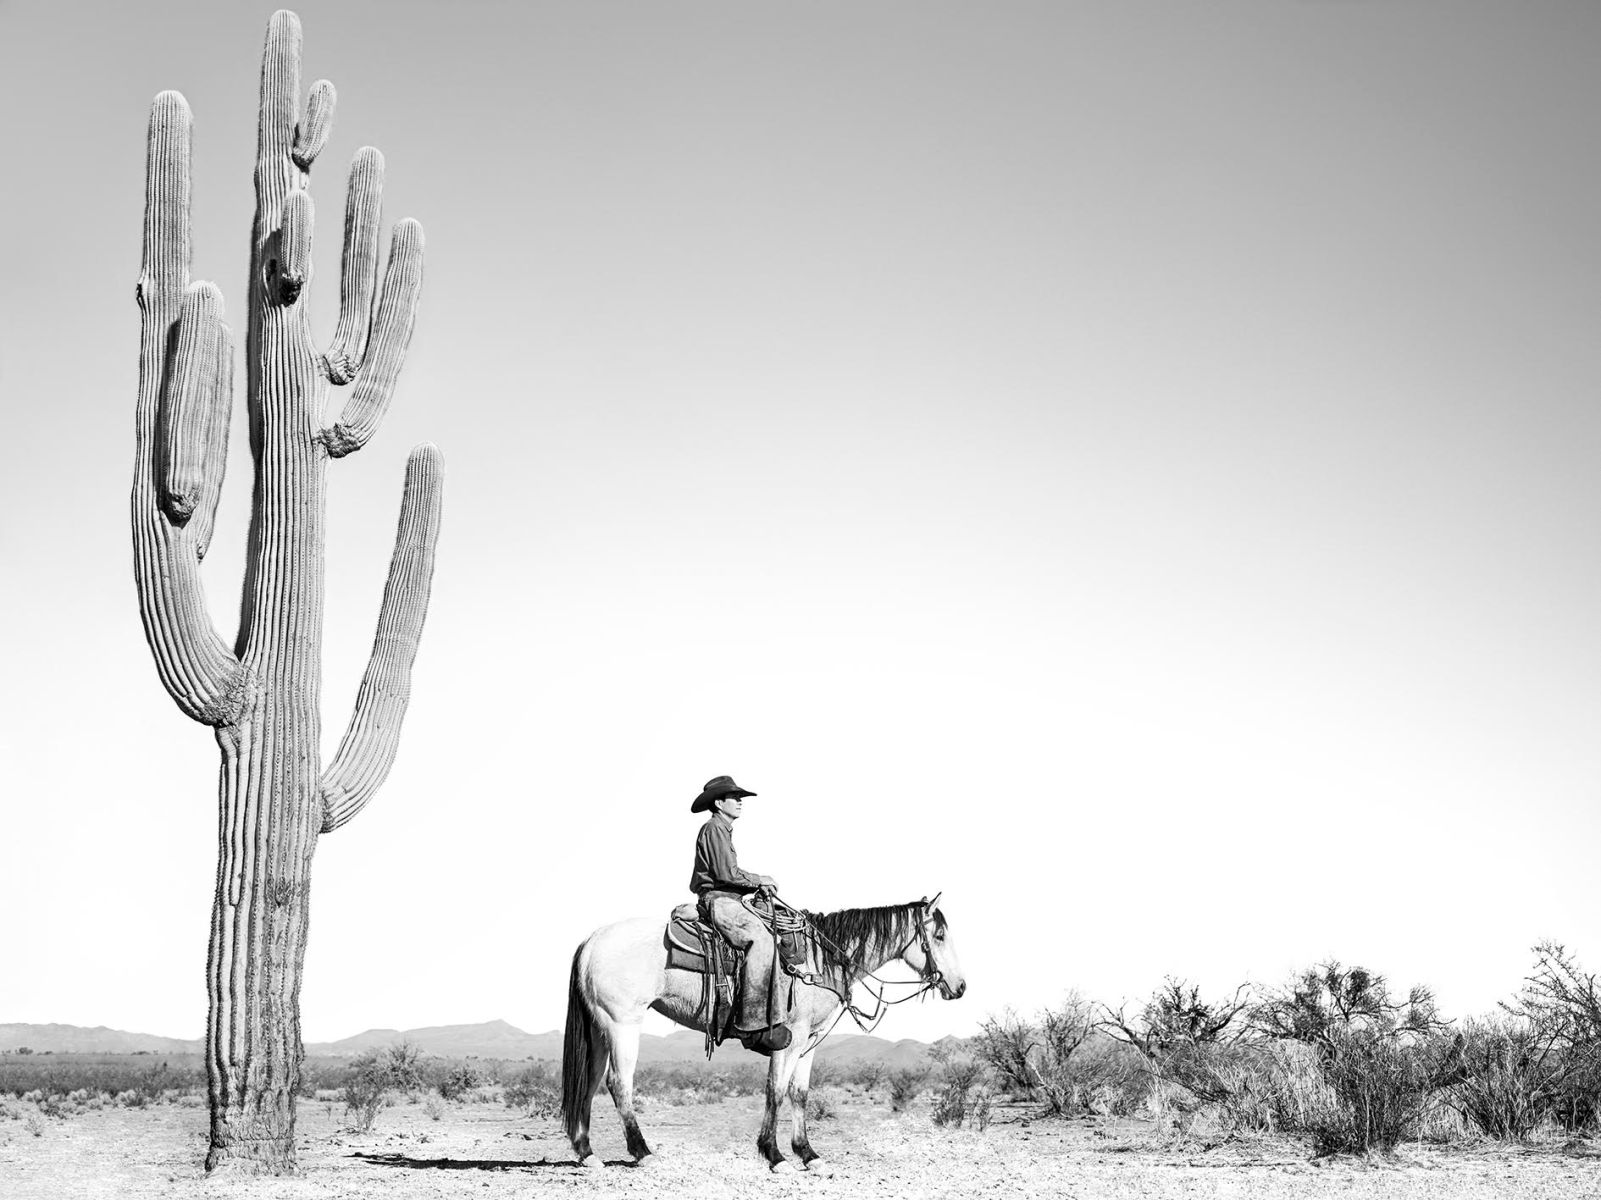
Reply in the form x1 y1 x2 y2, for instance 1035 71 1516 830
935 931 946 942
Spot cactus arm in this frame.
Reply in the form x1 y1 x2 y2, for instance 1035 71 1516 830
191 321 234 561
322 149 384 384
277 189 313 303
318 219 424 457
133 92 248 726
159 283 225 523
291 79 335 171
320 444 443 832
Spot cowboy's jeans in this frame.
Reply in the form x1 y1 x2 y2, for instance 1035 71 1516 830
699 890 779 1031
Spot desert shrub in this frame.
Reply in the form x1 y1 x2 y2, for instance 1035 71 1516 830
971 1084 994 1130
1505 942 1601 1133
888 1066 930 1112
380 1041 426 1096
1255 962 1442 1048
847 1060 886 1093
1254 1040 1334 1133
342 1042 425 1132
975 993 1101 1114
631 1061 765 1098
0 1056 204 1101
342 1068 387 1132
806 1087 840 1121
434 1061 480 1102
503 1062 559 1117
1101 978 1254 1122
1307 1027 1458 1154
929 1046 992 1129
1256 962 1454 1154
422 1094 446 1121
974 1006 1040 1097
1548 1047 1601 1133
297 1059 339 1099
1446 1017 1561 1140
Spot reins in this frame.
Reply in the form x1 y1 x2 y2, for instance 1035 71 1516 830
740 893 944 1045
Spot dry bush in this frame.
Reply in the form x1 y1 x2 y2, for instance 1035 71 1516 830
1505 942 1601 1133
503 1062 559 1117
0 1056 203 1104
342 1042 426 1132
1446 1016 1562 1140
632 1062 766 1099
929 1044 992 1129
1100 978 1254 1124
975 993 1102 1114
1307 1027 1458 1154
1255 962 1455 1154
433 1060 480 1102
846 1060 887 1093
805 1086 842 1121
888 1066 930 1111
974 1007 1039 1097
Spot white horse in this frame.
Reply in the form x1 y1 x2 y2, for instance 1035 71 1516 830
561 895 967 1173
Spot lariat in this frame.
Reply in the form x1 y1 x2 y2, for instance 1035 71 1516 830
740 893 942 1045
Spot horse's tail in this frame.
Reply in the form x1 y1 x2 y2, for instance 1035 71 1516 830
561 940 597 1143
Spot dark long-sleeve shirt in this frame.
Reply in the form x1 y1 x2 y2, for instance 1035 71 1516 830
689 813 763 894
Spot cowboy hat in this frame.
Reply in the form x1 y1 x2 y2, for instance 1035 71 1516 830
691 775 756 813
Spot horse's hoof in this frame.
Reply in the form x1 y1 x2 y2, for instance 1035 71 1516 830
633 1153 657 1169
771 1160 795 1174
579 1154 606 1170
805 1160 835 1177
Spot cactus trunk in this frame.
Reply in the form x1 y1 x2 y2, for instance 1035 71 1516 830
132 11 440 1174
205 710 317 1170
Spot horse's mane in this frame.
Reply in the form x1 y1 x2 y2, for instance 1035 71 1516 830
806 900 927 979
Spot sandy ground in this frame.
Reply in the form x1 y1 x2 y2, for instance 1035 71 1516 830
4 1091 1601 1200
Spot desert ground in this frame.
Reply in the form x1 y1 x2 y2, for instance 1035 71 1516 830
3 1088 1600 1200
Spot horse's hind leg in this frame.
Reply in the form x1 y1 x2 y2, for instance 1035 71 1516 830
605 1019 654 1165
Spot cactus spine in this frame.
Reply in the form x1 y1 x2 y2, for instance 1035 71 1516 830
132 11 441 1173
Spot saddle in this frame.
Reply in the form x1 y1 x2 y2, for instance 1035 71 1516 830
665 901 812 1058
666 903 811 973
665 904 736 974
666 904 743 1055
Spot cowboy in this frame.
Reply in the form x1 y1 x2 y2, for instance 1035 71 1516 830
689 775 792 1053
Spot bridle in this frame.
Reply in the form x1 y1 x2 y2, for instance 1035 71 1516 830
764 892 947 1045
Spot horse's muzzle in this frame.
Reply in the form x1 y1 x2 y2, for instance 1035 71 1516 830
941 979 967 1000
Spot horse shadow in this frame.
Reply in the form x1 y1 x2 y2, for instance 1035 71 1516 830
351 1151 640 1171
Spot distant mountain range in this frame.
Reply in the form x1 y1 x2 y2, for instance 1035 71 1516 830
0 1020 951 1066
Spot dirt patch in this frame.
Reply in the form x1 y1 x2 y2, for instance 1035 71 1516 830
2 1093 1598 1199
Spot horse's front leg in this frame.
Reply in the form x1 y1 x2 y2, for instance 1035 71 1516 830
787 1037 833 1175
756 1042 803 1172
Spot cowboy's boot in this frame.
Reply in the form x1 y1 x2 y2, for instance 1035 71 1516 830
739 1025 792 1055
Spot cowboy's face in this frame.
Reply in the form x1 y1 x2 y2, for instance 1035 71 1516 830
715 795 744 820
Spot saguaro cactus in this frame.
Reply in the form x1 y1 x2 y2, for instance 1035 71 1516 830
132 11 441 1173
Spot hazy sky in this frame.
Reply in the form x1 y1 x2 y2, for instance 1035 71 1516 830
2 1 1598 1047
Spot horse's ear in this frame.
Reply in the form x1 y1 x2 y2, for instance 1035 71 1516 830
928 891 943 910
